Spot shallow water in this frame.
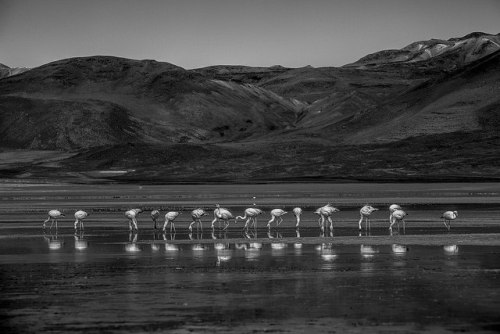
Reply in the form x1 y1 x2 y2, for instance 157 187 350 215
1 227 500 333
1 182 500 333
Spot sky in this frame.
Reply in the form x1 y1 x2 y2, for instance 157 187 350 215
1 0 499 69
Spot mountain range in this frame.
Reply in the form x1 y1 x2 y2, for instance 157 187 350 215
1 32 499 183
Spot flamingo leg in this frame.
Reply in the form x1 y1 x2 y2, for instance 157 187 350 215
133 218 139 231
443 219 449 231
128 220 133 231
163 220 168 232
189 220 195 231
267 216 275 228
358 215 364 231
43 217 50 229
243 218 250 230
211 217 217 229
403 219 406 234
74 219 79 230
277 217 283 226
328 217 333 230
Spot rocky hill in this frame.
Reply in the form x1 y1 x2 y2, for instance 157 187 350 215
1 32 499 183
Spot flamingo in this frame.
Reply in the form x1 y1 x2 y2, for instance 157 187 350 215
317 203 340 231
236 208 263 230
189 208 208 231
163 211 180 232
74 210 88 230
389 204 402 225
293 207 302 227
441 211 458 231
151 210 160 230
211 204 234 230
389 209 407 235
125 209 142 231
267 209 287 228
358 205 378 233
43 210 64 229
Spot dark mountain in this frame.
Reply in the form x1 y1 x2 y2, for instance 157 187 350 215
1 33 499 183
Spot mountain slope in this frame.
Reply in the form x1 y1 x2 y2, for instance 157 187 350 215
0 56 302 149
1 32 499 182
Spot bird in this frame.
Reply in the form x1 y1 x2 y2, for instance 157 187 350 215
293 207 302 228
151 210 160 230
43 210 64 229
74 210 88 230
267 209 287 228
125 209 142 231
189 208 208 231
317 203 340 231
441 211 458 231
236 208 263 229
163 211 180 232
211 204 234 230
389 204 402 226
389 209 407 235
358 205 378 233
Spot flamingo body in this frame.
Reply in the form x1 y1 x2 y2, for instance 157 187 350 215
267 209 287 227
212 204 234 229
43 210 64 229
189 208 208 231
151 210 160 229
441 211 458 231
125 209 142 231
163 211 180 232
236 208 263 229
74 210 88 230
317 204 339 231
358 205 378 232
293 207 302 227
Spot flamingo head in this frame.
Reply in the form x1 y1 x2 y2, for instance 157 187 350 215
453 211 458 216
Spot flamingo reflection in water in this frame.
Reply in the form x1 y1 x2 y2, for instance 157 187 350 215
392 244 409 255
74 231 88 250
444 245 459 255
125 232 141 252
44 230 63 250
162 232 179 252
316 243 337 261
360 245 378 258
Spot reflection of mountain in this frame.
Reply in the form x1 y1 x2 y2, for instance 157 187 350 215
1 32 499 182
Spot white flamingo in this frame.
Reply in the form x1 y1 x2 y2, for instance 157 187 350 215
74 210 88 230
189 208 208 231
441 211 458 231
293 207 302 227
267 209 287 228
43 210 64 229
317 203 340 231
358 205 378 232
125 209 142 231
389 204 402 226
389 209 407 235
163 211 180 232
236 208 263 229
211 204 234 230
151 210 160 230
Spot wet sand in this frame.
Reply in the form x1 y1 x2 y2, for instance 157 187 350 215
1 182 500 333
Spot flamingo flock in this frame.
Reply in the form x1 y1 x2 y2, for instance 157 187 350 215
41 204 460 235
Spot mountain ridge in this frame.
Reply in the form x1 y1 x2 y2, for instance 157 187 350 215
1 32 499 183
